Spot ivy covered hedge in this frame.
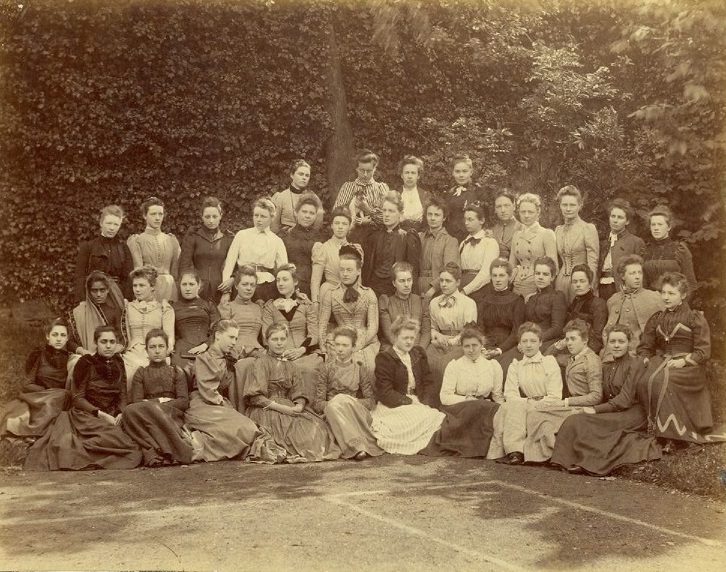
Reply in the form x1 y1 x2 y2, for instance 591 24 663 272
1 0 724 347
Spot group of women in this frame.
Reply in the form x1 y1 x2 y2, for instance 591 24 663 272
0 153 723 475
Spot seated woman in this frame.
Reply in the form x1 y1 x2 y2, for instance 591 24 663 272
261 264 322 396
370 317 445 455
314 327 384 460
459 205 500 303
635 272 725 446
25 326 142 471
310 207 356 304
281 194 326 297
68 271 125 355
379 261 430 350
122 329 194 466
245 324 340 462
488 323 562 464
127 197 181 302
217 265 265 411
550 324 661 475
417 197 460 300
178 197 235 304
222 197 287 302
0 319 72 449
171 271 220 369
319 244 379 372
184 320 262 462
122 266 175 389
420 328 503 458
427 263 477 407
522 319 603 463
74 204 134 302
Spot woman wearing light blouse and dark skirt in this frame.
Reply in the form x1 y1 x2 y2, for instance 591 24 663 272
371 317 445 455
420 328 504 458
314 326 384 460
25 326 142 471
178 197 234 304
379 261 430 351
459 205 500 303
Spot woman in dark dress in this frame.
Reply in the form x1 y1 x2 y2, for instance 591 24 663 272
25 326 142 471
178 197 234 304
74 205 134 302
171 271 220 369
281 194 326 297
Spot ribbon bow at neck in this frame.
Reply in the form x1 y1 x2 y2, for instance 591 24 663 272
343 286 360 304
453 185 467 197
273 298 298 313
460 236 481 252
438 295 456 309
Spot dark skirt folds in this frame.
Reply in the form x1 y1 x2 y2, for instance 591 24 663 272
550 406 662 475
425 345 464 409
0 389 69 438
420 399 500 458
24 409 142 471
121 401 194 466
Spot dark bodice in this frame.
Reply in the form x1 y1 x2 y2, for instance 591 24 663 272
282 225 325 286
173 297 219 346
525 285 567 342
476 283 525 351
567 290 608 353
74 235 134 301
73 354 126 416
638 303 710 362
179 227 234 303
25 346 69 390
642 238 697 293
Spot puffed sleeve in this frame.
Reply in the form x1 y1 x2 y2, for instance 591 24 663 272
501 295 526 352
463 238 499 295
584 222 600 286
542 355 564 400
588 297 608 354
374 351 412 408
127 234 143 269
687 310 711 365
193 353 224 405
178 230 196 277
489 360 504 404
378 295 394 345
440 360 466 406
243 357 272 408
675 242 698 295
71 355 98 414
287 362 309 405
636 312 660 358
169 234 181 279
74 240 91 303
313 361 329 414
462 295 478 325
503 359 521 401
222 231 242 282
304 300 319 348
567 353 603 407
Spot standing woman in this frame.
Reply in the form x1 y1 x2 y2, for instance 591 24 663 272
554 185 599 303
127 197 181 303
427 263 478 407
397 155 431 231
270 159 324 234
418 198 460 300
74 205 134 302
490 191 523 261
281 194 326 297
178 197 234 304
171 271 220 369
68 271 125 355
261 264 322 397
122 266 175 388
310 207 354 304
319 244 380 372
222 197 287 303
459 205 500 303
509 193 557 297
642 205 698 295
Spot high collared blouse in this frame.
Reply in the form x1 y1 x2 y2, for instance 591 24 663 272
444 183 489 242
636 302 710 365
262 296 318 351
217 298 263 358
222 227 287 284
314 358 375 413
379 293 431 348
130 361 189 411
524 285 567 343
124 299 175 351
282 224 326 291
440 355 504 406
554 217 599 302
319 284 379 350
459 230 500 296
504 352 562 401
417 227 460 293
429 290 477 336
642 237 698 294
605 288 665 355
178 226 234 303
128 228 180 277
567 290 608 354
74 235 134 302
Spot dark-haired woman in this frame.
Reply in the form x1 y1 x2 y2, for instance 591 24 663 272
68 271 125 355
281 194 326 297
310 207 355 304
178 197 234 304
270 159 325 234
171 271 220 369
74 205 134 302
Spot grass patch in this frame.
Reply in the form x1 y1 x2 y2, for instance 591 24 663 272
1 318 725 499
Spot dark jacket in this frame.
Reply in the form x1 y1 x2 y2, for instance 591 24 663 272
567 290 608 354
596 229 645 290
374 346 436 408
362 225 421 296
178 227 234 304
74 236 134 302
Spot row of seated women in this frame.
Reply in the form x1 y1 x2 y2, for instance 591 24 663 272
1 269 722 473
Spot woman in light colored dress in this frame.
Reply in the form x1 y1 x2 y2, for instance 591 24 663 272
184 320 262 462
314 326 384 460
122 266 175 390
319 244 380 372
509 193 557 297
553 185 599 303
261 264 322 397
426 262 477 408
310 207 356 304
459 205 500 302
371 317 445 455
127 197 181 302
397 155 432 232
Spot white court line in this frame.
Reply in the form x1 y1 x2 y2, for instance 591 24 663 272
324 495 525 572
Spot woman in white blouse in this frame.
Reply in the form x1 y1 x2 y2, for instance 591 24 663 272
221 198 287 302
398 155 431 231
459 205 500 302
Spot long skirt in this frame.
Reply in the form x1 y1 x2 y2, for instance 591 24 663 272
247 398 340 462
550 405 662 475
523 406 581 463
324 394 384 459
292 353 323 402
24 409 142 471
121 401 194 465
420 399 500 458
425 345 464 409
184 392 260 462
0 388 69 438
230 357 256 412
640 359 726 443
370 396 445 455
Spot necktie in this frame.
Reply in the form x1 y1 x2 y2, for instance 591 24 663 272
343 286 359 303
460 236 481 253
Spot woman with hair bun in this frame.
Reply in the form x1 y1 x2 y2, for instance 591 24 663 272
127 197 181 302
178 197 234 304
270 159 325 234
74 205 134 302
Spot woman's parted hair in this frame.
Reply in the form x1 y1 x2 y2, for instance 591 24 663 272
390 316 420 338
294 193 321 213
265 322 289 340
490 258 513 276
383 190 404 213
330 206 352 224
398 155 424 175
570 263 593 284
99 205 124 224
517 322 542 341
564 318 590 341
290 159 311 175
517 192 541 211
254 197 276 216
658 271 689 297
604 323 632 342
145 328 169 347
460 326 486 346
212 319 239 339
201 196 223 216
275 263 298 283
533 256 557 277
556 184 583 205
93 324 117 343
441 262 462 281
141 196 164 217
129 265 158 286
44 317 69 336
616 254 644 279
648 204 673 227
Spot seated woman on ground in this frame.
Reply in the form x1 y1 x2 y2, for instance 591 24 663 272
171 271 220 370
314 326 384 460
122 329 194 467
420 327 503 458
244 323 340 462
0 319 73 455
379 261 431 351
522 319 603 464
25 326 142 471
370 317 445 455
488 323 562 465
69 271 125 356
184 320 264 463
550 324 660 476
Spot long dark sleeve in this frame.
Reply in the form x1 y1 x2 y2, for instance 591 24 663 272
169 366 190 411
406 231 422 280
542 291 567 342
501 296 526 352
178 230 196 277
71 357 98 414
374 352 412 408
636 313 659 358
588 298 608 354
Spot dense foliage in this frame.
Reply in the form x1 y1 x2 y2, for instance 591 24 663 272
1 0 724 347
